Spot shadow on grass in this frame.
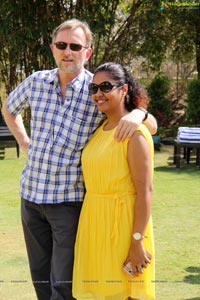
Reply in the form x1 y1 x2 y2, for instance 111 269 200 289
0 143 19 159
154 163 200 176
183 266 200 285
184 298 200 300
183 266 200 299
0 146 5 160
155 151 200 175
155 145 200 175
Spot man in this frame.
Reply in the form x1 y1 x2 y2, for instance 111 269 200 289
3 19 157 300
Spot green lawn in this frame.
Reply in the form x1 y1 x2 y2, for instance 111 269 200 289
0 143 200 300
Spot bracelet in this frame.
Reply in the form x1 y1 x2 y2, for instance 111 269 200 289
138 107 148 122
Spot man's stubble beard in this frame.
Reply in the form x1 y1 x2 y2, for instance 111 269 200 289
58 60 85 74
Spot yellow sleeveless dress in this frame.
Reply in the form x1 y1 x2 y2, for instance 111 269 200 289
73 122 155 300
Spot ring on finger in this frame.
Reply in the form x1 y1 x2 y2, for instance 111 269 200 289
137 265 143 272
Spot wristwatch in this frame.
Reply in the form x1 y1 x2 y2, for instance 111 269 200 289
138 107 148 122
132 232 145 241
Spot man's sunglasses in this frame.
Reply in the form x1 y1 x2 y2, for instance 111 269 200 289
54 42 88 52
89 81 121 94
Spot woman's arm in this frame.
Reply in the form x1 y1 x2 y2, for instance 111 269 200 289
114 108 157 141
125 129 153 275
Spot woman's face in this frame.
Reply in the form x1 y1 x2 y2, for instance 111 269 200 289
90 71 127 114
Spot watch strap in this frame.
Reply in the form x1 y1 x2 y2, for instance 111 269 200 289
138 107 148 122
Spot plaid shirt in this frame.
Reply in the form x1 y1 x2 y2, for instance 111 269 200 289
7 68 104 203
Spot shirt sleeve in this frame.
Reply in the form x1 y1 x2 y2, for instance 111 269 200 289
7 75 32 115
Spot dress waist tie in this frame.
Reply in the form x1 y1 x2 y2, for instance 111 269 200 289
111 194 126 244
86 191 134 244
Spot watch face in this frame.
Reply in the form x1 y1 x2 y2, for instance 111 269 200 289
133 232 142 240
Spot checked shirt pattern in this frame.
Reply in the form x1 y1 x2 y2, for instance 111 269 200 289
7 68 103 203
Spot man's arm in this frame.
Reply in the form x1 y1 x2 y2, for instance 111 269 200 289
143 113 157 135
114 108 157 141
2 99 30 153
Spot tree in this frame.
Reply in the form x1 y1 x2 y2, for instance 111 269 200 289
159 5 200 79
0 1 199 95
0 0 62 93
186 79 200 125
0 1 155 91
1 1 173 85
147 73 173 132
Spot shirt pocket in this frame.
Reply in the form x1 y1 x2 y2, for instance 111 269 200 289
54 114 92 151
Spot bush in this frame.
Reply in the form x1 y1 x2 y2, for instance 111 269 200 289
148 73 172 130
186 79 200 125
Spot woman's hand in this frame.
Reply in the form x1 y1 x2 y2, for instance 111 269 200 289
124 240 151 277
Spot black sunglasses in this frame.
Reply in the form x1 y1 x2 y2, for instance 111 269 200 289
88 81 121 94
54 42 88 52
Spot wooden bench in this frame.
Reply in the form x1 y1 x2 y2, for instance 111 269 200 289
173 140 200 168
0 125 20 157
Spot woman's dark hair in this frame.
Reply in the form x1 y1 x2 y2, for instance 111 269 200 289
93 62 149 111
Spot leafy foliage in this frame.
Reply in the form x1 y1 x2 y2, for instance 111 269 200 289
1 0 153 92
148 73 172 130
0 0 200 124
186 79 200 125
0 0 60 92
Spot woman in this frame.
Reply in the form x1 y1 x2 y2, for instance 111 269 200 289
73 62 155 300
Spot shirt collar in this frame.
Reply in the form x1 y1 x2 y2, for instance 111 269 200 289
44 68 59 85
45 68 87 92
69 69 87 92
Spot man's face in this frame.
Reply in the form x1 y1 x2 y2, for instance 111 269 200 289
51 27 92 75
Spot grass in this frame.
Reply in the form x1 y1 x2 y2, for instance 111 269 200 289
0 145 35 300
0 143 200 300
152 146 200 300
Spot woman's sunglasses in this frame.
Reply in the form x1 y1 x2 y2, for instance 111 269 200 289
89 81 121 94
54 42 88 52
